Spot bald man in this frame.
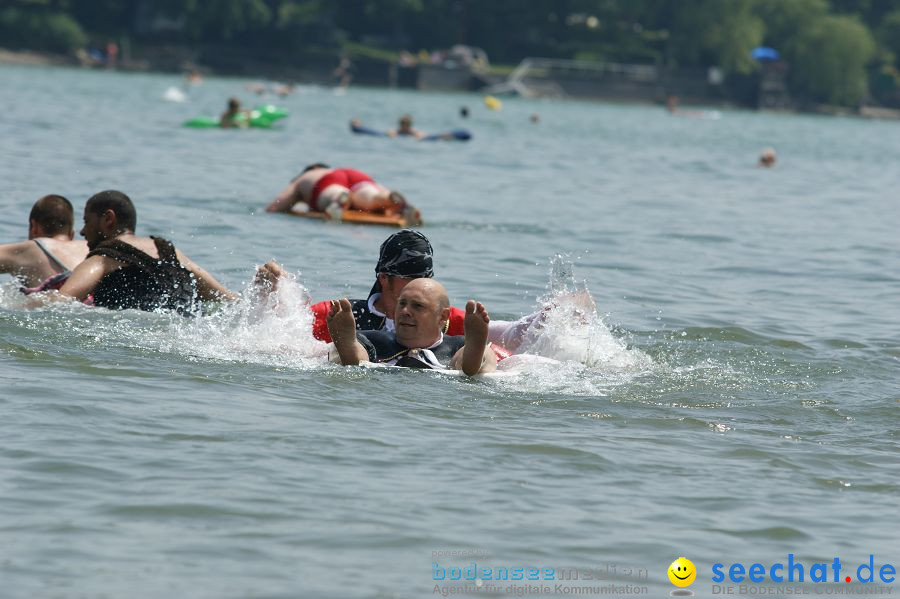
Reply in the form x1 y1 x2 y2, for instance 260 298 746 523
0 195 89 292
327 278 497 376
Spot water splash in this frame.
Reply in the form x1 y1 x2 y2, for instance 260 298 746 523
1 274 329 370
143 272 329 368
514 254 651 369
488 255 655 395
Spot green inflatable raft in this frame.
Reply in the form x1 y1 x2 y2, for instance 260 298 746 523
183 105 289 129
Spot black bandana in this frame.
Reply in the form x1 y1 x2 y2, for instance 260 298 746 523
368 229 433 297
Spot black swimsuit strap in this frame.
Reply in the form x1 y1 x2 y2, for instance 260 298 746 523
151 236 180 266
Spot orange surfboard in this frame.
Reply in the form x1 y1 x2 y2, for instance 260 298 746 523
286 209 421 228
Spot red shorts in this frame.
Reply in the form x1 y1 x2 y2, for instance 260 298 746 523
310 168 374 211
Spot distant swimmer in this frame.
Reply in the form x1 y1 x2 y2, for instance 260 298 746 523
665 94 721 120
327 279 497 376
758 147 777 167
185 69 203 85
0 195 88 293
350 117 471 142
274 83 295 97
220 97 253 128
391 114 424 138
245 83 267 95
266 163 421 223
530 113 540 124
348 115 424 139
40 190 238 314
666 95 680 113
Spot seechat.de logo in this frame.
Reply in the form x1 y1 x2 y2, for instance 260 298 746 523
711 555 896 584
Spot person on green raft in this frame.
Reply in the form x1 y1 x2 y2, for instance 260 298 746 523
220 97 253 128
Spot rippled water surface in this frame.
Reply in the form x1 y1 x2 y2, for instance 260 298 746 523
1 65 898 598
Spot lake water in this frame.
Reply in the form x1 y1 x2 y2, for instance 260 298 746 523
0 64 898 598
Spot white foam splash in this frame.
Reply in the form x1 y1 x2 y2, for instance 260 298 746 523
515 255 650 368
485 255 655 395
162 86 187 103
151 272 329 368
1 273 329 370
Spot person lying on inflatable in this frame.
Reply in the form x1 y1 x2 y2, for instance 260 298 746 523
266 163 421 225
350 116 471 142
327 278 497 376
220 97 254 128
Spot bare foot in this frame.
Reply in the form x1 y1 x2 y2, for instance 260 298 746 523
459 300 495 375
464 300 490 347
326 298 362 365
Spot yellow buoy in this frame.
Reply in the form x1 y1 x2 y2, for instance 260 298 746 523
484 95 502 111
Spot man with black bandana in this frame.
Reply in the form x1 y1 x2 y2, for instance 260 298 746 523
307 229 471 343
253 229 549 355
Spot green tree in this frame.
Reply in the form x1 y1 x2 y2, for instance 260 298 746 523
752 0 828 47
877 9 900 61
0 2 87 53
152 0 272 41
789 14 876 105
666 0 764 73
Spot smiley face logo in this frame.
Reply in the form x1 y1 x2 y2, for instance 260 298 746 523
668 557 697 587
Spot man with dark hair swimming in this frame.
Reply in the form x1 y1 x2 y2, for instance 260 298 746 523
0 195 88 292
46 190 236 313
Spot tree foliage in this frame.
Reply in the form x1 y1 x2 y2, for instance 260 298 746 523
2 0 897 107
789 15 876 105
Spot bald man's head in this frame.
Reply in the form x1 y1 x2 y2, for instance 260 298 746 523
404 278 448 309
394 278 451 347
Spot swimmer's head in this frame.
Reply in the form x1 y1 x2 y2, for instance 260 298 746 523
394 278 450 348
369 229 434 306
227 97 240 111
82 190 136 249
29 194 75 238
759 147 777 167
399 114 413 129
375 229 433 279
302 163 330 173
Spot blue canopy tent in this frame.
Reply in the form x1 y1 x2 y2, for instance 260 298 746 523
751 47 780 61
